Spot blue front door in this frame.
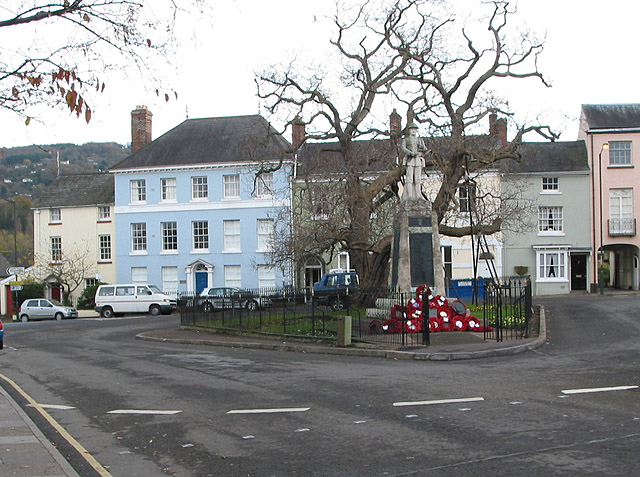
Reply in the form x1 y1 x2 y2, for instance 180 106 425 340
195 272 208 295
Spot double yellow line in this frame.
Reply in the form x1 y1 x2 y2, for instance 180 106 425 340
0 373 112 477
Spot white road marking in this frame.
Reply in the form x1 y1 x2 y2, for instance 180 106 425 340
29 404 76 410
561 385 638 395
107 409 182 415
393 397 485 407
227 407 310 414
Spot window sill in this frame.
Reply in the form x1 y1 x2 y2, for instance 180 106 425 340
537 232 565 237
190 198 209 202
607 164 633 168
160 250 179 255
97 260 113 264
130 251 148 256
48 222 62 226
97 219 112 223
190 249 210 254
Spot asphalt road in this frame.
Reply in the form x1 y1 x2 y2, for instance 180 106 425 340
1 293 639 476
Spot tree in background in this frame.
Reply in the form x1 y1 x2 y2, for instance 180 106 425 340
257 0 555 287
0 196 33 266
0 0 205 124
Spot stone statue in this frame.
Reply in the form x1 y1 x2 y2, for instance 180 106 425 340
400 121 427 201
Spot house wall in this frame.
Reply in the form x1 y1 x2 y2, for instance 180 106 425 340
587 131 640 290
32 204 116 303
502 171 591 295
113 164 292 294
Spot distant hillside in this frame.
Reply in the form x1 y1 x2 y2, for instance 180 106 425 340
0 142 129 200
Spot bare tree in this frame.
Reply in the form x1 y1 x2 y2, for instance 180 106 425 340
0 1 204 123
33 239 96 304
257 0 556 287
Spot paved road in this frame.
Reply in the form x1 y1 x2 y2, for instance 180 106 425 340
1 294 639 476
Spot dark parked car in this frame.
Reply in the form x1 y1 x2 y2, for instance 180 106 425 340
198 287 271 312
0 319 4 349
18 299 78 322
313 271 359 311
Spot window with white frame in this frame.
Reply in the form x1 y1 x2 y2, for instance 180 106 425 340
609 141 632 165
610 188 634 234
538 206 563 233
131 267 147 284
224 265 242 287
131 223 147 252
49 208 61 223
161 178 177 201
192 221 209 250
99 234 111 261
162 266 179 296
258 265 276 289
257 219 274 252
98 206 110 221
310 188 329 220
542 177 559 191
85 277 98 288
191 176 208 200
458 181 476 213
256 172 273 197
130 179 146 203
50 236 62 262
223 174 240 198
338 252 350 271
162 222 178 251
223 220 241 252
536 249 567 280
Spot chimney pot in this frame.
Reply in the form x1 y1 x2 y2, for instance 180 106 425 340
489 113 507 146
390 109 402 140
292 116 306 150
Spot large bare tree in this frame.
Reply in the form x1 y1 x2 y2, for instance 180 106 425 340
0 1 203 123
257 0 556 287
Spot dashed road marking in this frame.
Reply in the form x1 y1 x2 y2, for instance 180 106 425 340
393 397 484 407
561 385 638 395
227 407 310 414
29 404 76 410
107 409 183 415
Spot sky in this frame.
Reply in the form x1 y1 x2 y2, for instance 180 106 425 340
1 0 639 149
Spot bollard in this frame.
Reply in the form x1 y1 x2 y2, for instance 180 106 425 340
337 315 352 346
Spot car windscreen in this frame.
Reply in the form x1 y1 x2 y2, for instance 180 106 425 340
148 285 163 294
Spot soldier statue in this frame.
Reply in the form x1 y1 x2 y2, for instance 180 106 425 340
400 121 427 201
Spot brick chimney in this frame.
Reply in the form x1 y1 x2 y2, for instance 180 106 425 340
131 105 153 153
489 113 507 146
292 116 305 150
389 109 402 142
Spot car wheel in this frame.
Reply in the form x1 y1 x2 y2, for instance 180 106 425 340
246 300 259 311
55 312 64 321
202 301 213 313
330 297 344 311
101 307 114 318
149 305 161 316
20 314 29 322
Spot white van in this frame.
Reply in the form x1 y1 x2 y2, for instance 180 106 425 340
94 284 177 318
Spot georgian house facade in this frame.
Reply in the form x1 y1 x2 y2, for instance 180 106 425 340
111 112 294 295
31 173 116 304
500 141 591 295
579 103 640 291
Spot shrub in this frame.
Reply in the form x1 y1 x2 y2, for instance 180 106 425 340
77 282 106 310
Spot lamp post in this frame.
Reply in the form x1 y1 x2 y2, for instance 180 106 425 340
598 143 610 295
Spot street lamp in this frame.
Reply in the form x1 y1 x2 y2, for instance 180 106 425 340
598 143 609 295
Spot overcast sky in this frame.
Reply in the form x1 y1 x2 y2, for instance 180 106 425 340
1 0 638 148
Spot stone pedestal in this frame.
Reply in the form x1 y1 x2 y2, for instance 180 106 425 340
389 198 444 293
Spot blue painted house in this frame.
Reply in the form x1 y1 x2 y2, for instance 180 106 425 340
111 109 294 295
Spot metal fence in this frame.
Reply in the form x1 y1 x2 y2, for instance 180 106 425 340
482 276 533 342
178 279 533 346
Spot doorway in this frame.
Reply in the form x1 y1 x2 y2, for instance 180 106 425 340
570 254 587 291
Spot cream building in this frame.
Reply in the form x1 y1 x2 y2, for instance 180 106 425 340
31 173 116 305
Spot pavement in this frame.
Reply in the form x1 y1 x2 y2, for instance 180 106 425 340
0 306 548 477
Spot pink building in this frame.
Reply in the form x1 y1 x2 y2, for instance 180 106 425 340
579 104 640 291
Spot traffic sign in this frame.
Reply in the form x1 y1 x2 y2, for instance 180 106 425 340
9 281 24 286
10 285 23 291
7 266 25 275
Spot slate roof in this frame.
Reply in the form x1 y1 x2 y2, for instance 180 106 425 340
581 104 640 130
111 115 292 171
499 141 589 173
33 173 114 208
296 139 398 177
